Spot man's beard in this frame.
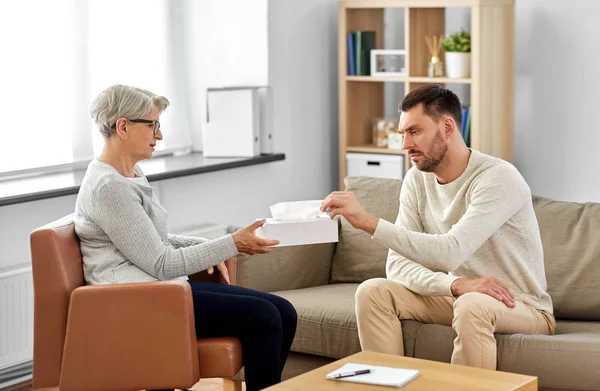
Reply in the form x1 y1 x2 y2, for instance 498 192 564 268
409 130 448 172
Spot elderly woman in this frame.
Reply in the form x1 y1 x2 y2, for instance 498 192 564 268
74 84 297 391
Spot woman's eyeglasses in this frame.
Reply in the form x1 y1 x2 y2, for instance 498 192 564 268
111 119 161 135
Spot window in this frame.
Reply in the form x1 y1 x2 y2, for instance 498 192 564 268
0 0 268 175
0 0 76 173
87 0 179 156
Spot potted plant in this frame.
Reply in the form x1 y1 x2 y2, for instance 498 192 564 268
442 30 471 78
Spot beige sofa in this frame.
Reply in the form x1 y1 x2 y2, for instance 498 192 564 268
236 176 600 391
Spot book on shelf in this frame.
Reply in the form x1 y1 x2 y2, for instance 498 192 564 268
462 105 471 148
347 33 356 76
347 30 376 76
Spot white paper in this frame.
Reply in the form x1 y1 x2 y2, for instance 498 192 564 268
326 363 419 388
269 200 328 221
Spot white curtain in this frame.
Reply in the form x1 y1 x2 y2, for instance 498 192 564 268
0 0 268 174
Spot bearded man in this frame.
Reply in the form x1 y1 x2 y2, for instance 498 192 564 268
320 85 555 370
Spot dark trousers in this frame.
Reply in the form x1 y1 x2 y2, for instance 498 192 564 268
152 280 297 391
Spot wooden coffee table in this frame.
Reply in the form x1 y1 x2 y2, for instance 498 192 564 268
265 351 537 390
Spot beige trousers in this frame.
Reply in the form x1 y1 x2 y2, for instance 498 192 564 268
355 278 556 370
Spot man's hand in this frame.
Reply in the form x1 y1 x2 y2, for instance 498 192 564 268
207 259 231 284
232 219 280 255
451 277 515 308
320 191 379 235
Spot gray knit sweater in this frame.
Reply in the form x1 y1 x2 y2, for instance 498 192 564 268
74 159 238 285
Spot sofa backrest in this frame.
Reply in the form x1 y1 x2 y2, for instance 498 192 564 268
532 196 600 320
330 176 401 283
237 242 337 292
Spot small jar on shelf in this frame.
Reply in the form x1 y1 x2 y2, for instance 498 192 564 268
425 35 445 77
372 118 398 148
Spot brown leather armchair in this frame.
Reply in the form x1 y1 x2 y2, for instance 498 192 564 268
30 214 244 391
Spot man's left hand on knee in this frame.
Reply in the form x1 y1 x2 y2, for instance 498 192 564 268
451 277 515 308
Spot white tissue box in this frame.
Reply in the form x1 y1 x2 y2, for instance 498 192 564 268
254 218 338 247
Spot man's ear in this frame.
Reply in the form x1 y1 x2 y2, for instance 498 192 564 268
115 118 128 141
442 116 456 138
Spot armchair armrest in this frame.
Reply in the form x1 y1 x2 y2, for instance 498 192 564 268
188 257 237 285
236 243 336 292
59 280 199 391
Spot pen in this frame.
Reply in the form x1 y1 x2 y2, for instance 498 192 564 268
329 369 371 379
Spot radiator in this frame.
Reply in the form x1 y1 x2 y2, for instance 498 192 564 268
0 267 33 371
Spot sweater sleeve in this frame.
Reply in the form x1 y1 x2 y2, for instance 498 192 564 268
386 169 460 296
91 179 238 280
374 164 529 273
168 234 210 249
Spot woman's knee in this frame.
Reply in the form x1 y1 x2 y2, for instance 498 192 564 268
267 294 298 327
244 298 283 333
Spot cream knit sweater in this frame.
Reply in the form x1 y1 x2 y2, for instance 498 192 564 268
373 150 553 313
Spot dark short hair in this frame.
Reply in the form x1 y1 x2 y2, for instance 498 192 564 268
399 85 462 128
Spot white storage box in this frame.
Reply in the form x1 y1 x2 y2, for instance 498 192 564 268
346 152 404 180
254 218 338 247
203 88 260 157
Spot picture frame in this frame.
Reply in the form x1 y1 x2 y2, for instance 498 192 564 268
370 49 407 77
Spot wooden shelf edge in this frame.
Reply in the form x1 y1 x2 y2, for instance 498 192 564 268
340 0 513 8
346 76 471 84
346 145 408 155
347 76 407 82
409 76 472 84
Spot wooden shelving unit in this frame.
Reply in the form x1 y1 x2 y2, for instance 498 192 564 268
338 0 515 188
346 76 472 83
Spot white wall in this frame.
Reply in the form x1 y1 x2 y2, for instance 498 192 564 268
0 0 339 272
514 0 600 203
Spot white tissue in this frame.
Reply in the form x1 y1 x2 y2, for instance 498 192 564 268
269 200 328 221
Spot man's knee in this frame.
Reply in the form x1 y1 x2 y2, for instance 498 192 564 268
355 278 410 314
453 292 495 320
356 278 387 306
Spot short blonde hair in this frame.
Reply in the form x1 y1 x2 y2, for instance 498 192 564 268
89 84 170 139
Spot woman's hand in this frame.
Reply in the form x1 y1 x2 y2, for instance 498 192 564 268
206 260 231 284
232 219 279 255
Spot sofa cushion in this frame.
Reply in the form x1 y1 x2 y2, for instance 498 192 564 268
533 196 600 320
411 320 600 391
272 283 421 359
274 284 361 359
236 243 335 292
330 176 401 283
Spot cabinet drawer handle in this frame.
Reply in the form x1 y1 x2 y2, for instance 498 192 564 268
367 161 380 166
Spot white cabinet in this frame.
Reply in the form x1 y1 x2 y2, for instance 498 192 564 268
346 152 404 180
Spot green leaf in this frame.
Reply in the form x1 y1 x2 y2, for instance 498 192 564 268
442 29 471 53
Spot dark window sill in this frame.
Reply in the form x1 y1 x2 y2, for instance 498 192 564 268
0 152 285 207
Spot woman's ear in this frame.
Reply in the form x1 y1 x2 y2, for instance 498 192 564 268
115 118 129 141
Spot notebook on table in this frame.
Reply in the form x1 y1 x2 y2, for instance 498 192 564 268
325 363 419 388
